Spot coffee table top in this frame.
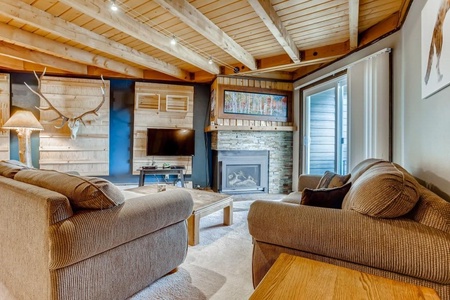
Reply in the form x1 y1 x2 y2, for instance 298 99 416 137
250 253 440 300
126 185 232 212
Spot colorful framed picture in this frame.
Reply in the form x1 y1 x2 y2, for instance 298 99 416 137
421 0 450 98
217 85 291 122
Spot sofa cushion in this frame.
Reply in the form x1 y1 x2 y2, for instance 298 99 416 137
0 160 29 178
301 182 352 209
348 158 385 184
316 171 350 188
343 162 420 218
281 191 302 204
14 169 124 210
407 186 450 233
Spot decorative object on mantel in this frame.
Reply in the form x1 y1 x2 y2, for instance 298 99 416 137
217 85 291 122
2 110 43 167
24 68 106 139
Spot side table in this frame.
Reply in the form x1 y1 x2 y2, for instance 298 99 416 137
250 253 440 299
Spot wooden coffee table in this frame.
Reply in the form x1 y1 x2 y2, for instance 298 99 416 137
250 253 440 299
126 185 233 246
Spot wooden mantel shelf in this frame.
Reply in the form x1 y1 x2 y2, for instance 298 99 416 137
205 125 296 132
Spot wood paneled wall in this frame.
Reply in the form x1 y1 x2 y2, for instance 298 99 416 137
0 74 10 160
132 82 194 175
38 76 110 175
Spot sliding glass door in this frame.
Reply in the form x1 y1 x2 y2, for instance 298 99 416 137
302 75 348 175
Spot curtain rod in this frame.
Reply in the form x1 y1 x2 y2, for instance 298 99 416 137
295 47 392 90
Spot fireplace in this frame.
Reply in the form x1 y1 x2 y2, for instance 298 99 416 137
213 150 269 194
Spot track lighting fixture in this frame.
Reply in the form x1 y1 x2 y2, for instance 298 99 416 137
170 35 177 45
110 0 118 11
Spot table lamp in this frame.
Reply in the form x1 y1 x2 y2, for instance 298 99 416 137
2 110 44 167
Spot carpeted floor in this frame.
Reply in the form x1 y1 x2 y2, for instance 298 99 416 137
128 192 283 300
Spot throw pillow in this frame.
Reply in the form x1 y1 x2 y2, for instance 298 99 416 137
345 162 420 218
14 169 124 210
0 160 29 178
300 182 352 209
316 171 351 188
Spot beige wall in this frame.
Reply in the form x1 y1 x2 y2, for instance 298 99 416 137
400 0 450 195
294 0 450 195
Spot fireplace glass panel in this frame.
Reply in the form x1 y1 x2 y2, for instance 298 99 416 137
225 164 261 189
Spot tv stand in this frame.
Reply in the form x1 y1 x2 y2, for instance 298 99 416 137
138 167 185 187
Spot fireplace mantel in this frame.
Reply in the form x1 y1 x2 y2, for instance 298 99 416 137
205 125 296 132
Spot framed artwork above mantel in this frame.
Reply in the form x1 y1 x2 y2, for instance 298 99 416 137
216 85 291 122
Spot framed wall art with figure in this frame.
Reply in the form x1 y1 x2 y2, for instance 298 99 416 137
422 0 450 98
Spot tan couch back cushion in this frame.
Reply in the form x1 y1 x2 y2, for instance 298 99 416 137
343 162 420 218
347 158 385 184
15 169 124 210
0 160 29 178
408 186 450 233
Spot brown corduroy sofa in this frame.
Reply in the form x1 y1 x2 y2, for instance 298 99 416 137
248 159 450 300
0 161 194 300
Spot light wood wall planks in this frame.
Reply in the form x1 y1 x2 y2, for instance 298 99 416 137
38 76 110 176
132 82 194 175
0 74 10 160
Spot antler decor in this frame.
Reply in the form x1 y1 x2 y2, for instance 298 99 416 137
25 68 106 140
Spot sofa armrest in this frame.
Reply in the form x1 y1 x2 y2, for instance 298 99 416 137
298 174 322 191
248 200 450 284
49 189 194 269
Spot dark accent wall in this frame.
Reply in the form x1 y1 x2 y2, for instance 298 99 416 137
8 72 211 187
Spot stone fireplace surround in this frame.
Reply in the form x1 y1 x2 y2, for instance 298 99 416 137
211 131 293 194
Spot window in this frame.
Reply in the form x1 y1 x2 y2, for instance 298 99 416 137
302 75 348 175
298 49 391 178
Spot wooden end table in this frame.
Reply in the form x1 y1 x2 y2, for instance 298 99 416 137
250 253 440 299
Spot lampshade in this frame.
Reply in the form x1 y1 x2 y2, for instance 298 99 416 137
2 110 44 131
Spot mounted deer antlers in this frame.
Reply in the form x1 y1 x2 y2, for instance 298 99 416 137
25 68 106 140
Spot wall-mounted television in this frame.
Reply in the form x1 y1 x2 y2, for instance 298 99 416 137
146 128 195 156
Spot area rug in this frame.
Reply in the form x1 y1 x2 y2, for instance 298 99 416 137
128 193 282 300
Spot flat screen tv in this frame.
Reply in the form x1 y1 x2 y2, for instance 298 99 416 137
146 128 195 156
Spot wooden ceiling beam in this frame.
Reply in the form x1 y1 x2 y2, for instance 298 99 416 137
0 23 142 78
0 41 87 75
58 0 220 75
0 0 190 81
348 0 360 50
247 0 301 63
220 41 348 75
359 12 400 47
154 0 257 70
0 56 82 76
0 56 26 71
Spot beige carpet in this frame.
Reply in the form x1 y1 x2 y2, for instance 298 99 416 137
128 193 283 300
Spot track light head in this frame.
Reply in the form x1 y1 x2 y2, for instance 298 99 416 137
170 35 177 45
110 0 118 11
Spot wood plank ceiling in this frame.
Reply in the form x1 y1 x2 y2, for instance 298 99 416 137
0 0 411 83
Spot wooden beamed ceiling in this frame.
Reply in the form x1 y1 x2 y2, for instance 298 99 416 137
0 0 412 83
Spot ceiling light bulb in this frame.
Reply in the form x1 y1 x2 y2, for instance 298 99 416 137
208 57 213 65
170 36 177 45
111 0 118 11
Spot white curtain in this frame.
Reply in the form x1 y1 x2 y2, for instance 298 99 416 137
347 50 391 170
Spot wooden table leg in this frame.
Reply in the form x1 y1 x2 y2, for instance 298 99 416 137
223 201 233 226
187 213 200 246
